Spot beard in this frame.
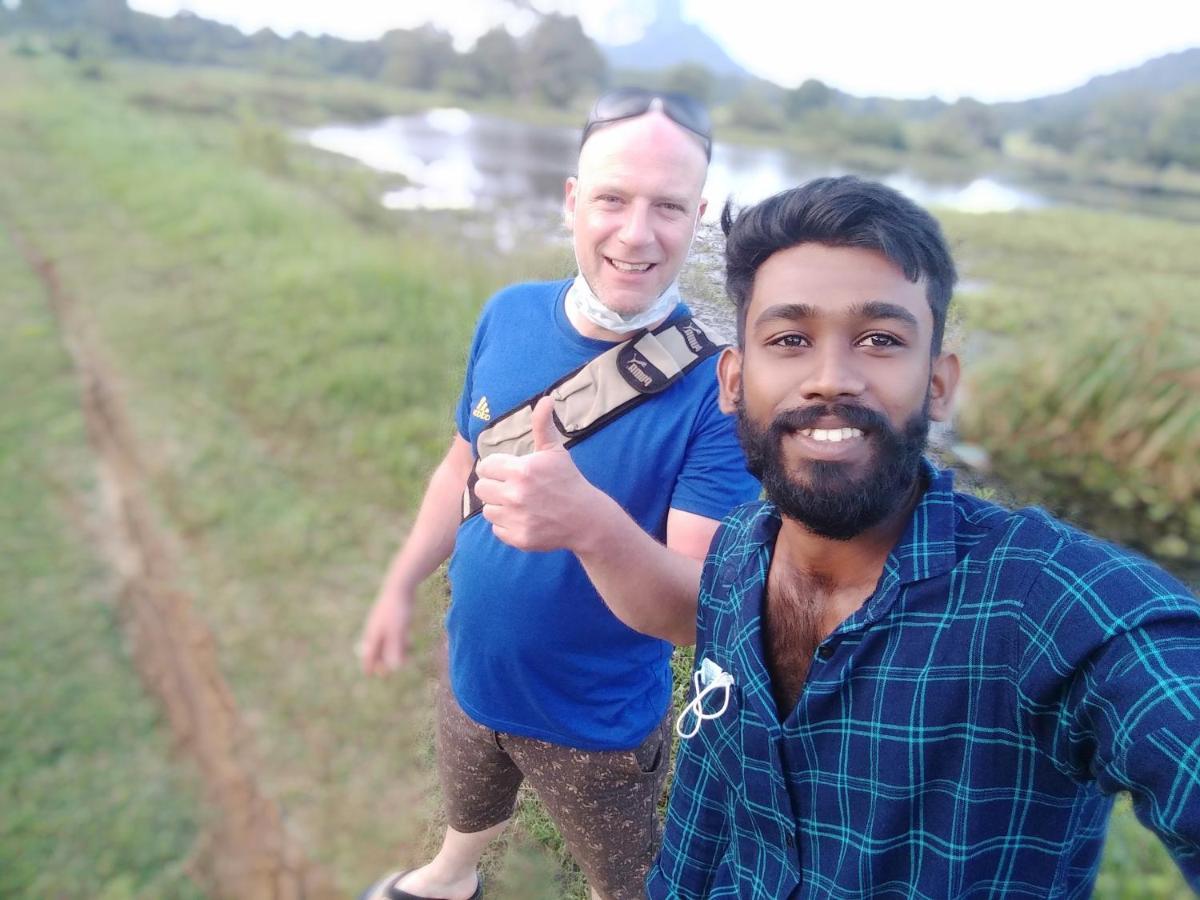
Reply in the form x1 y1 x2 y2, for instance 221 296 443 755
736 396 930 541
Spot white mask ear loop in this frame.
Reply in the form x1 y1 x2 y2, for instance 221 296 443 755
675 666 734 739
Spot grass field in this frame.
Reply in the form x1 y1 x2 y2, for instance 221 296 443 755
0 48 1194 899
0 49 569 897
944 206 1200 568
0 191 204 900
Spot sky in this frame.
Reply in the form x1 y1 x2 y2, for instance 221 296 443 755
126 0 1200 102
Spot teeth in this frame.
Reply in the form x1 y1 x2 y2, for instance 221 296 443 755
800 427 863 442
609 259 652 272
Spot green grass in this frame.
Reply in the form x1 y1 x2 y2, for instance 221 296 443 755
943 206 1200 338
0 47 1194 898
0 195 203 898
1099 797 1197 900
0 49 566 897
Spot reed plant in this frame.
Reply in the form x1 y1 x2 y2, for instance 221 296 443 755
960 309 1199 561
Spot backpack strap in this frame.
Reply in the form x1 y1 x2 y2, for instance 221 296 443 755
462 316 725 520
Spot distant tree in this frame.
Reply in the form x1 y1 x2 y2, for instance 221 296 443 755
913 97 1003 158
249 27 283 51
257 29 326 77
105 9 158 56
785 78 833 117
1077 91 1158 164
728 85 783 131
661 62 714 104
131 11 259 65
378 25 455 91
81 0 129 30
13 0 80 28
155 12 213 63
910 123 971 159
520 14 605 108
435 60 473 97
839 113 907 150
1149 87 1200 169
460 26 519 98
323 34 386 79
944 97 1003 150
1030 115 1084 154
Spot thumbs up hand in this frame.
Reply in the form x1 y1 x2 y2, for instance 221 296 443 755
530 394 566 453
474 396 599 553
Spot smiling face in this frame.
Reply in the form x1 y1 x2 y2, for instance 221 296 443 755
564 112 708 319
719 242 959 539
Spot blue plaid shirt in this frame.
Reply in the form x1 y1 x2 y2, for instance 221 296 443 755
648 462 1200 899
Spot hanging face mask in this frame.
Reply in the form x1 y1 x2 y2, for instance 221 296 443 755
566 274 682 334
676 657 735 739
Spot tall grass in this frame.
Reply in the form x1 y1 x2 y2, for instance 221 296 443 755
960 312 1199 560
944 208 1200 569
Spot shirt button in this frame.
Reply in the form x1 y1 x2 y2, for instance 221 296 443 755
785 833 796 848
817 644 834 660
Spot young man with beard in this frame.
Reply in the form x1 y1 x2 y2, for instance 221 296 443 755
357 90 759 900
646 176 1200 898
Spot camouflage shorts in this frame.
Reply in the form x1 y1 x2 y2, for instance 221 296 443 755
436 679 671 900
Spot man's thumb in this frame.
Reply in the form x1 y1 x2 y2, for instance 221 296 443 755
531 395 565 452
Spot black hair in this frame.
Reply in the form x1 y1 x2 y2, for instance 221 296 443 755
722 176 957 354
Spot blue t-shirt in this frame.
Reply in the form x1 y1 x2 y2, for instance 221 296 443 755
447 279 760 750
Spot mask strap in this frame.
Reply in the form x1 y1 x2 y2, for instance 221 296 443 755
675 667 733 739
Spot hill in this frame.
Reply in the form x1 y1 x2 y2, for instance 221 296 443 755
1003 47 1200 120
600 0 750 79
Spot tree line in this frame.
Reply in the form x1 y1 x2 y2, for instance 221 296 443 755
2 0 606 108
4 0 1198 176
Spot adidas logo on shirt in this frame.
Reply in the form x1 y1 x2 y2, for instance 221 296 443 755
472 396 491 421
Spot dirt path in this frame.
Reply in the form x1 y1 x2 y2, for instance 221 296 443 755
15 232 338 900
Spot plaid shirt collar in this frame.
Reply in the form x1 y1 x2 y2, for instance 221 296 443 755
738 458 959 634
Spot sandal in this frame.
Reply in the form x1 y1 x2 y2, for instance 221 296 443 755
358 869 483 900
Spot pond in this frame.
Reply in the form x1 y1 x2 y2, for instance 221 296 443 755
303 107 1049 228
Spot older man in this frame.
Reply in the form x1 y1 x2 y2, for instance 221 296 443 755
359 89 758 900
647 176 1200 898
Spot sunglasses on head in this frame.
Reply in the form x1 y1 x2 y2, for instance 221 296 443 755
581 88 713 160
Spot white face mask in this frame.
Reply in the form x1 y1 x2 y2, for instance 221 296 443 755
566 273 682 334
675 657 735 739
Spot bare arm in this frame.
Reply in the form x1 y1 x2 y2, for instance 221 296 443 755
359 434 474 674
572 502 717 645
474 397 717 646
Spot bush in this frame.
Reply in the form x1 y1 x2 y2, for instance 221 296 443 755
12 36 39 58
235 113 291 175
